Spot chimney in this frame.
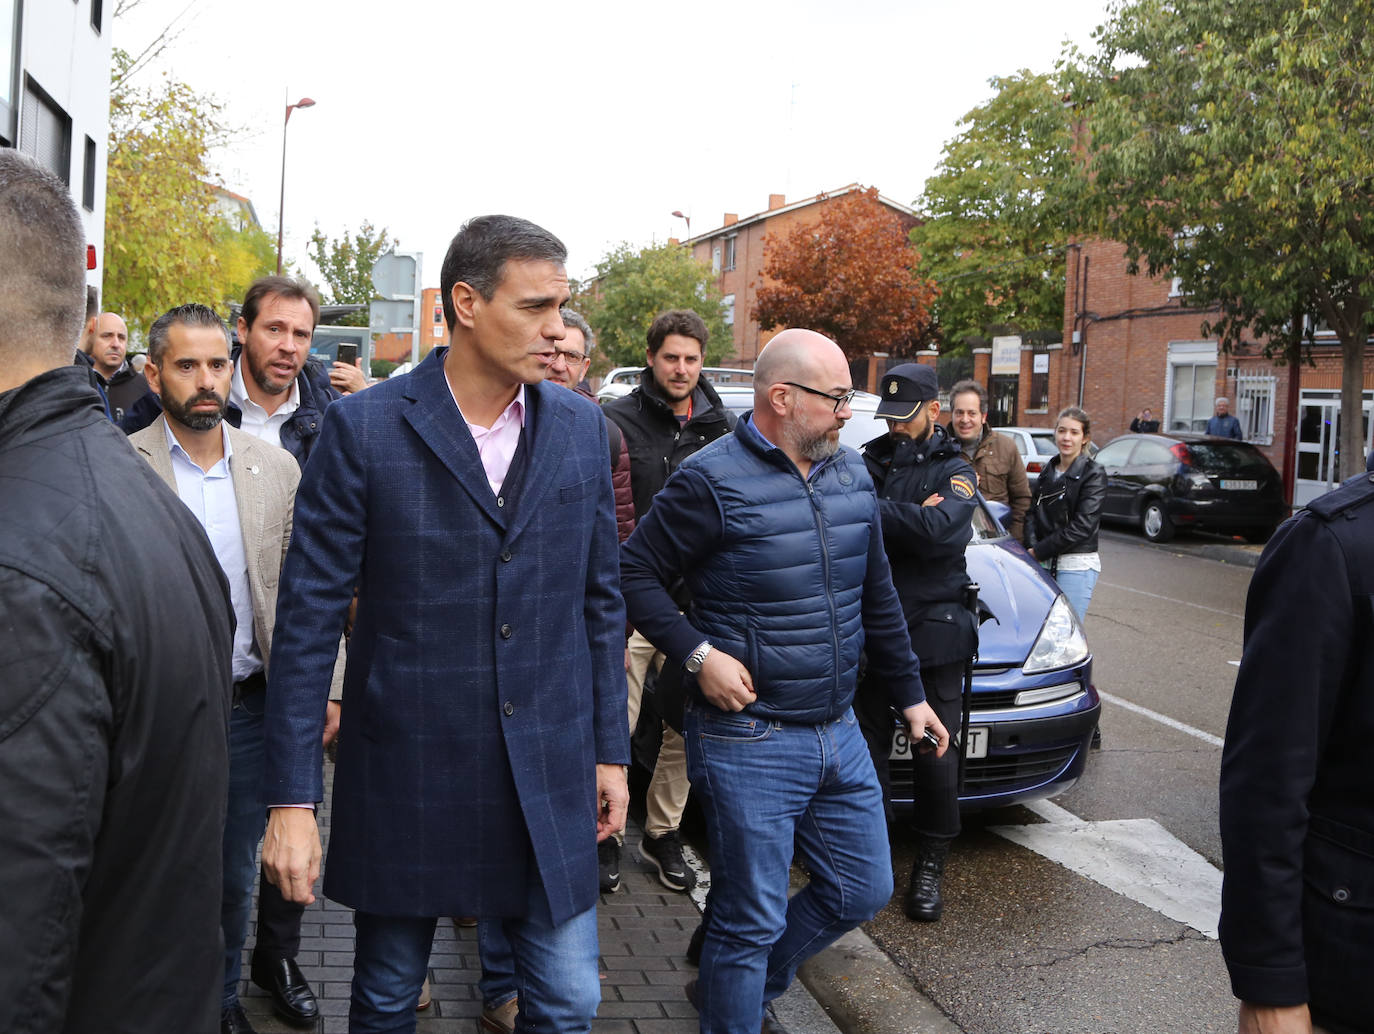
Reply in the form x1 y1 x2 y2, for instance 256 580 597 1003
768 193 786 211
723 213 738 226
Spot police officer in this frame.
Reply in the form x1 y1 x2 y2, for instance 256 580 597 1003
1219 469 1374 1034
857 363 978 922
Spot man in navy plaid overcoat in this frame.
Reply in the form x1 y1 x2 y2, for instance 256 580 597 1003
260 215 629 1033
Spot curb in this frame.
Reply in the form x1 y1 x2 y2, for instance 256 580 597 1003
798 927 961 1034
1101 529 1263 569
683 840 957 1034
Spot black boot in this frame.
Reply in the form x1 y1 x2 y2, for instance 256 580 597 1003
904 835 951 922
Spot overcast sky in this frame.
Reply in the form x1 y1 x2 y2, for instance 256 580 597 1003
115 0 1111 286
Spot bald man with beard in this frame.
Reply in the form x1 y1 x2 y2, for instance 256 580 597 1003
620 329 948 1033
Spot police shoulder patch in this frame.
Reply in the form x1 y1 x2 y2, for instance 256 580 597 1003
949 474 975 500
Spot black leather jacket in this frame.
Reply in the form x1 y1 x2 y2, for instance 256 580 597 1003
1024 452 1106 561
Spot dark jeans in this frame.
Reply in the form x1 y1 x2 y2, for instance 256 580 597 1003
856 660 964 839
222 689 266 1009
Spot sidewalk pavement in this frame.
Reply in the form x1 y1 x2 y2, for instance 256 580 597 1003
236 761 957 1033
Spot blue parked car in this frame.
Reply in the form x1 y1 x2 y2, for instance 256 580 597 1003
885 497 1101 811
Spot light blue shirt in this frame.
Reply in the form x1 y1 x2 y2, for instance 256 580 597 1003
164 421 262 682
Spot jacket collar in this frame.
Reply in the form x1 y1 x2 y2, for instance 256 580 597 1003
634 367 728 423
0 366 107 449
400 347 570 539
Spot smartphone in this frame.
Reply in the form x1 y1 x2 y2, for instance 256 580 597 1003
920 729 941 751
336 343 358 367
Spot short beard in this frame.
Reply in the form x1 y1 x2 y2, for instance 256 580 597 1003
251 362 293 396
163 391 226 432
784 420 839 462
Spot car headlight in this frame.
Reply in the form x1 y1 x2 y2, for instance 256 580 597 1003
1023 594 1090 674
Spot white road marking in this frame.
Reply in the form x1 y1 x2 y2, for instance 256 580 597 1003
1098 690 1225 747
994 800 1223 938
1098 581 1244 619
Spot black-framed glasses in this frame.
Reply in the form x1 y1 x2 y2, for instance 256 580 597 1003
551 347 588 367
784 381 857 414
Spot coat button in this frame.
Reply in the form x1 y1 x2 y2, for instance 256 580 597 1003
500 550 512 562
500 624 512 639
1334 886 1351 903
503 701 514 716
497 496 505 507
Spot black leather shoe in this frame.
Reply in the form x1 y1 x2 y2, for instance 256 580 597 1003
250 953 318 1027
221 1004 257 1034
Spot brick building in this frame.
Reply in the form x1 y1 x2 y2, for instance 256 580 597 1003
683 184 917 368
975 238 1374 505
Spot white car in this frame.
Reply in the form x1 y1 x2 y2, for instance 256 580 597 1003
713 383 886 451
996 425 1059 475
594 366 754 404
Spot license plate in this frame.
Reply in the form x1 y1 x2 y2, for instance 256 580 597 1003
1220 479 1257 490
889 726 988 760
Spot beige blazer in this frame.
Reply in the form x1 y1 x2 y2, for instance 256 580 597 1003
129 416 345 698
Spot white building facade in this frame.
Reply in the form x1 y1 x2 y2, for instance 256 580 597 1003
2 0 111 291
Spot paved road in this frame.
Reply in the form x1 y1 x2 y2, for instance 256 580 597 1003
863 532 1252 1033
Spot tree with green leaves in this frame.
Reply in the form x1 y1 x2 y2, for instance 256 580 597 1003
574 242 731 368
307 222 400 327
103 49 227 333
910 71 1077 351
753 187 936 361
1071 0 1374 479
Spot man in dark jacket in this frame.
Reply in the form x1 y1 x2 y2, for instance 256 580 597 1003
621 328 947 1033
1219 471 1374 1034
83 310 155 422
0 149 234 1034
602 309 735 894
1206 397 1243 439
859 364 979 923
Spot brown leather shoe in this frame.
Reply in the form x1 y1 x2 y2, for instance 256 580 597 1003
480 995 518 1034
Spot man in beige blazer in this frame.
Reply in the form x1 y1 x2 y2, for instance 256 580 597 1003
128 303 303 1034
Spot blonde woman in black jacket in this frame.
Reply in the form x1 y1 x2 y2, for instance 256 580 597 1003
1024 407 1106 622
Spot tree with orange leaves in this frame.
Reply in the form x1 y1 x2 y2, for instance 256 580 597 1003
752 187 937 361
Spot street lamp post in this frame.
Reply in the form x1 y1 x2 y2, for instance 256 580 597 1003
276 96 316 275
671 209 691 241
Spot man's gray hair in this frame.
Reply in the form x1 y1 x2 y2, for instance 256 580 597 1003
147 304 232 365
560 307 594 354
0 150 87 366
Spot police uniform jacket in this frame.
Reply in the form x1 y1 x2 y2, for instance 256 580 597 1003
1219 471 1374 1034
863 424 979 668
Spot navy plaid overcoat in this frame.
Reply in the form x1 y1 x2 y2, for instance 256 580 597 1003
263 348 629 923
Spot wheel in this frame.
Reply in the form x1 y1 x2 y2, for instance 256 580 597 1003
1141 499 1175 542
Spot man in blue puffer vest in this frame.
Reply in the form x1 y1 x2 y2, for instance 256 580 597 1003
621 328 948 1034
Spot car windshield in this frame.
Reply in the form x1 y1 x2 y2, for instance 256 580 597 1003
1185 442 1271 474
1032 435 1057 455
970 501 1005 542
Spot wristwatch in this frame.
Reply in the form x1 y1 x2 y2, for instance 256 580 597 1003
684 640 713 674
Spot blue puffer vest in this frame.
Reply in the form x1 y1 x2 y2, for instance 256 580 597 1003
680 413 880 723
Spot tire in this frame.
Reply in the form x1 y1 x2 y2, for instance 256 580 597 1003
1141 499 1175 542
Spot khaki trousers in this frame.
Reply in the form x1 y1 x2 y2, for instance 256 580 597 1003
626 629 691 837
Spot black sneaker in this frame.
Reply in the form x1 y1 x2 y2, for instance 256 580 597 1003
598 837 621 893
639 830 696 892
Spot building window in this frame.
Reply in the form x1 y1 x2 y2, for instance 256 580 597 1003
1236 372 1276 445
1164 341 1217 432
82 135 96 210
91 0 103 33
711 245 721 275
723 234 737 272
722 293 735 327
20 76 72 184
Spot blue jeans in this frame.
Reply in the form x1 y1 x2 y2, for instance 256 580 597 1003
685 701 893 1034
477 920 518 1011
222 689 268 1009
1054 567 1099 623
350 879 599 1033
